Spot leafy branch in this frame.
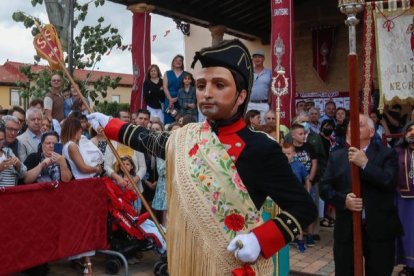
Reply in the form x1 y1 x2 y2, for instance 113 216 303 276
12 0 128 107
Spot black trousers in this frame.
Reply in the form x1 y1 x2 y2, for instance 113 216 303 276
334 227 395 276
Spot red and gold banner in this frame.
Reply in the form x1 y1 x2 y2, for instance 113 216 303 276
271 0 296 127
130 12 151 113
33 24 64 70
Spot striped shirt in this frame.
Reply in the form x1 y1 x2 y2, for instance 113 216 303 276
0 147 27 187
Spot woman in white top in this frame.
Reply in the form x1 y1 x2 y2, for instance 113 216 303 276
61 117 103 179
60 117 103 276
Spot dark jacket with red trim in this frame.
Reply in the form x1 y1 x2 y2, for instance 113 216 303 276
104 117 317 258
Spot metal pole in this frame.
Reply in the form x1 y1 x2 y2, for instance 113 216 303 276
271 71 288 276
338 1 364 275
68 0 74 76
275 96 280 143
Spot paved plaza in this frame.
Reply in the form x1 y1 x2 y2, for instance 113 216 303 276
22 227 404 276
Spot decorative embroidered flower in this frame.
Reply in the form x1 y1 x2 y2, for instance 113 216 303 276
232 172 247 193
209 153 218 160
189 144 199 157
224 213 245 231
197 159 203 166
212 191 220 201
198 174 206 181
211 206 217 214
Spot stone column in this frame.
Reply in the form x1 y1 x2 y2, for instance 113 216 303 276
209 25 227 46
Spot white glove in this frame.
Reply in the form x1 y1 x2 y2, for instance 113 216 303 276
87 112 111 131
227 232 261 263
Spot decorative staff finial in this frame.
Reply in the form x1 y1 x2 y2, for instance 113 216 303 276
271 70 289 143
338 0 364 54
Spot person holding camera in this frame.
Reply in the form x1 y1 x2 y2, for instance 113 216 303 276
23 131 72 184
0 126 26 187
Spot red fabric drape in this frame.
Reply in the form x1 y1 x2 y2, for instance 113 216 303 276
130 12 151 113
312 27 335 83
0 179 108 275
271 0 296 126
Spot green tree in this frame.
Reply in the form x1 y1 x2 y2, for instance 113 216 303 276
95 101 130 117
12 0 126 108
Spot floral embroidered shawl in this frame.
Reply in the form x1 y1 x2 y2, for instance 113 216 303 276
166 122 273 276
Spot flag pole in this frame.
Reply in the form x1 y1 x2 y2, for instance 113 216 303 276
271 70 289 276
338 1 364 275
33 20 166 240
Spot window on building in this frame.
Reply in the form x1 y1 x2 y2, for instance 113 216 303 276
112 95 120 103
10 88 21 106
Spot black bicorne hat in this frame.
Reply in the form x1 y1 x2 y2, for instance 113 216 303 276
191 39 253 114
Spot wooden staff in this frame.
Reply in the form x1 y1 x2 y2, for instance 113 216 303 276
34 20 166 240
348 53 363 276
338 1 364 274
273 97 280 276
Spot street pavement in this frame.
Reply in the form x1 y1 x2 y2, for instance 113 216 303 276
23 227 404 275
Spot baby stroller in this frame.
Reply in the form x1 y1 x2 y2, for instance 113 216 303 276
105 179 168 275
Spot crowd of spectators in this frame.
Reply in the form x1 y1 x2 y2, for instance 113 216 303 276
0 62 413 275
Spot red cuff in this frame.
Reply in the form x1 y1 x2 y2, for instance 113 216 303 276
104 118 126 141
252 220 285 258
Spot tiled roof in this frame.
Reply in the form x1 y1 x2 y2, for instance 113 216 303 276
0 60 133 86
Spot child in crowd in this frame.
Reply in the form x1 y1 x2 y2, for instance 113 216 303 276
282 142 310 253
290 123 318 248
177 72 197 121
150 122 168 226
115 155 142 214
63 88 73 118
80 115 90 139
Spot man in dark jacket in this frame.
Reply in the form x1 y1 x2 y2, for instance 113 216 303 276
320 114 403 276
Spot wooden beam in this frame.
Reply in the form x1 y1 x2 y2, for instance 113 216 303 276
108 0 272 42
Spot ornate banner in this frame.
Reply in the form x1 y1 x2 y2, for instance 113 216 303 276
130 12 151 113
33 24 64 70
271 0 296 127
373 0 414 109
